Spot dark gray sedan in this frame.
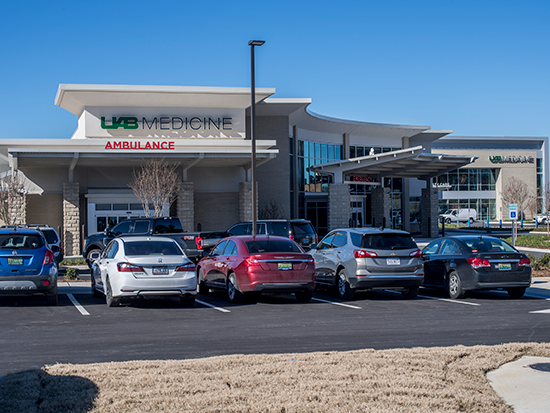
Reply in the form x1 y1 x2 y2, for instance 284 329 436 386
422 235 531 299
309 228 424 300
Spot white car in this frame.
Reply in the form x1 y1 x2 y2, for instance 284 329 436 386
90 237 197 307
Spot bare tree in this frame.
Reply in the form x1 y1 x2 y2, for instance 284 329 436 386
258 200 285 219
0 169 28 225
501 177 531 216
128 159 180 218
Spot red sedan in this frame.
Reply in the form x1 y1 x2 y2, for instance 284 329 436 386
197 236 315 303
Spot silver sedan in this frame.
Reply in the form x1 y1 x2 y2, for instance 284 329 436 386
91 237 197 307
309 228 424 300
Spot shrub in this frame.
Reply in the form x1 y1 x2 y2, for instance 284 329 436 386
64 267 78 280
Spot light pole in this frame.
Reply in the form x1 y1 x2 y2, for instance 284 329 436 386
249 40 264 237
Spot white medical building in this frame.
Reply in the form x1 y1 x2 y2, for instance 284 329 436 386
0 84 546 256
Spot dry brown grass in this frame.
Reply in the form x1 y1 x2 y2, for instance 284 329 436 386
2 342 550 412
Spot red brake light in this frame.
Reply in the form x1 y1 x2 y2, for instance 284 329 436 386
409 249 422 258
195 236 203 250
467 257 491 269
43 250 54 265
245 256 260 266
117 262 144 272
354 249 378 258
176 262 196 272
519 257 531 267
289 234 295 240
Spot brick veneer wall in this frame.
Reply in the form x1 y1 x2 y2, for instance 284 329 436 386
421 187 439 237
177 182 194 232
239 182 255 222
371 187 391 228
63 183 80 256
328 184 350 231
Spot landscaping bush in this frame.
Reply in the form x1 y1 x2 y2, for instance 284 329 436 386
64 267 78 280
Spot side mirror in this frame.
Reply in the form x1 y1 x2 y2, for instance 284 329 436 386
201 250 210 258
89 251 101 262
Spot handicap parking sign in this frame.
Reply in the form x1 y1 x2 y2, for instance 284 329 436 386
508 203 518 220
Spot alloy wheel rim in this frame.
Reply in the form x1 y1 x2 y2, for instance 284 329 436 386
338 274 346 296
228 279 235 300
449 275 458 295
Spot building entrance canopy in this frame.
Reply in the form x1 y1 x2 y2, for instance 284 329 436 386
311 146 477 182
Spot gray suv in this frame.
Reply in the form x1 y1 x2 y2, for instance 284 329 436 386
310 228 424 300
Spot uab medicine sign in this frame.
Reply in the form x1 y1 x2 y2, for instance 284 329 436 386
100 116 233 131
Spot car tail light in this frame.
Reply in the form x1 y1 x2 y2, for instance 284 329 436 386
289 234 294 240
354 250 378 258
245 256 261 266
519 257 531 267
42 280 50 286
43 250 54 265
195 237 203 250
315 234 318 243
307 256 315 264
176 262 196 272
117 262 144 272
467 258 491 269
409 249 422 257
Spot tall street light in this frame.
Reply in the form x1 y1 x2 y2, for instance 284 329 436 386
249 39 265 237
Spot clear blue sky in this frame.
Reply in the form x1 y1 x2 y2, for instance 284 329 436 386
1 0 549 139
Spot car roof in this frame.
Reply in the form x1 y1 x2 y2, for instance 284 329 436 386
334 228 412 235
230 235 294 242
0 228 43 235
117 236 178 243
438 235 501 241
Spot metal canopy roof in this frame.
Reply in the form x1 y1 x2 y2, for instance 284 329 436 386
311 146 477 182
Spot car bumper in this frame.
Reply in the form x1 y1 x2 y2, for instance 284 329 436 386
351 275 424 290
111 272 197 298
252 282 314 294
0 274 57 296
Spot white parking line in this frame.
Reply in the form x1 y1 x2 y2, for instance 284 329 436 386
66 293 90 315
195 299 231 313
311 297 362 309
384 290 481 306
530 309 550 314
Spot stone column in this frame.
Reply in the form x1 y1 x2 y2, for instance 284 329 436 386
328 184 350 231
63 183 80 256
239 182 255 222
421 186 439 237
177 182 194 232
8 192 26 225
371 187 391 228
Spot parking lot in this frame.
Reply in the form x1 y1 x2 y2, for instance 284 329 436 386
2 279 550 376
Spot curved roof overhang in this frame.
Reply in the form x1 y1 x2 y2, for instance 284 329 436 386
311 146 477 183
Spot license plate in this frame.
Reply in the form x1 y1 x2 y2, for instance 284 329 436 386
498 263 512 271
8 257 23 265
387 258 400 266
152 267 169 275
278 262 292 270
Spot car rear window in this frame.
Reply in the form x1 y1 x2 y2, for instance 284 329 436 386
245 239 302 254
41 229 59 244
269 222 290 236
0 234 44 249
351 233 417 250
461 238 517 253
153 219 183 234
124 241 182 256
291 222 315 235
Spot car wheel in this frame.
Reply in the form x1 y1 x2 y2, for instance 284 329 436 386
86 248 101 267
227 273 244 303
447 271 465 299
507 287 526 299
445 218 452 224
45 287 58 306
196 268 209 295
469 217 474 223
180 295 196 307
105 277 120 307
543 218 548 225
337 269 355 300
91 276 102 298
401 286 419 299
295 289 313 303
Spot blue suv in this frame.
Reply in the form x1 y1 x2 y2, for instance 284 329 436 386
0 228 58 305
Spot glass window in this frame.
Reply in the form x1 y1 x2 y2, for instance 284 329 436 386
228 223 249 236
154 219 183 234
107 241 119 259
245 239 301 253
321 144 328 160
318 233 336 250
112 220 132 236
423 240 442 255
332 232 347 248
356 147 364 158
124 240 181 256
113 203 129 211
0 234 44 249
360 233 417 250
335 145 342 160
41 229 59 244
462 237 517 253
349 146 356 159
223 240 238 256
328 145 335 160
315 143 321 159
133 220 150 234
299 140 305 157
440 240 459 255
269 222 290 236
96 204 111 211
210 240 228 257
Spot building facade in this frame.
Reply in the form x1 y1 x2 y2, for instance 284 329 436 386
0 84 546 256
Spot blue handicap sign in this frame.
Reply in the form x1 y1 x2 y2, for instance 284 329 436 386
510 211 517 219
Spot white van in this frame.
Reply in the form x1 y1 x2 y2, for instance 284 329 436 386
439 209 477 224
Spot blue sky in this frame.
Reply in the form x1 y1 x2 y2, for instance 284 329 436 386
1 0 549 138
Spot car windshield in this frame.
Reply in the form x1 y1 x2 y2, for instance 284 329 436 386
41 229 59 244
461 238 518 253
245 239 302 254
124 241 182 256
355 233 417 250
0 234 44 249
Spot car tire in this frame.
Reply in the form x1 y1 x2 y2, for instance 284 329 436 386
507 287 526 299
86 248 101 267
196 268 209 295
295 289 313 303
448 271 465 299
45 287 58 306
445 218 452 224
401 286 419 299
91 276 103 298
337 269 355 300
180 295 196 307
543 218 548 225
227 273 244 303
105 277 120 307
469 217 474 224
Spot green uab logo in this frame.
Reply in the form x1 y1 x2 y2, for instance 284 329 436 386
101 117 138 130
